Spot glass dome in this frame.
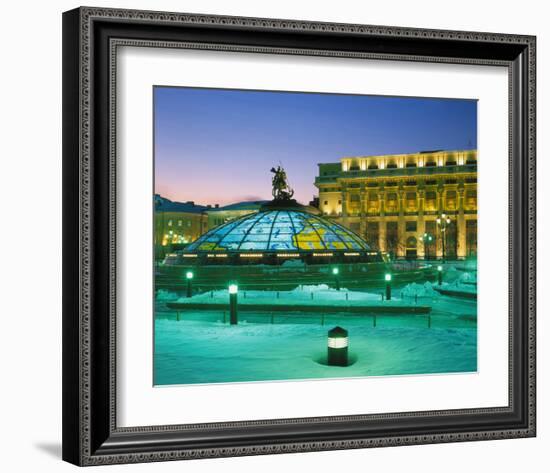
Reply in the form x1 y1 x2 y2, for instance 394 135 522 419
186 209 371 253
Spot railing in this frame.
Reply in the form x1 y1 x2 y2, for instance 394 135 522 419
315 164 477 183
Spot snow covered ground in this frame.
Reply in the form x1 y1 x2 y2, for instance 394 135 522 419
154 317 476 385
154 263 478 385
154 273 477 385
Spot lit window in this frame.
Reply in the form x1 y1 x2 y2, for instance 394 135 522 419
187 221 191 227
167 220 172 226
178 220 182 226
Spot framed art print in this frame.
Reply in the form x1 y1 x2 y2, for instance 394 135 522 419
62 7 536 466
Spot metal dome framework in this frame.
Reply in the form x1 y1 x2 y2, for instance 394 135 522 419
187 210 370 252
179 209 382 265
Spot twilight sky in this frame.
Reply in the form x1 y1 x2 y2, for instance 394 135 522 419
154 87 477 206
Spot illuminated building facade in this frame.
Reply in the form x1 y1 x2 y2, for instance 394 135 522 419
315 150 478 259
154 195 208 258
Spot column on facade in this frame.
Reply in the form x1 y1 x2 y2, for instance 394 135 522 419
359 186 367 238
417 189 426 259
341 187 348 228
436 183 444 258
457 186 466 259
378 189 386 253
396 188 406 258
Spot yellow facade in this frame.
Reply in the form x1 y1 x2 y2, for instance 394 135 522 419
315 150 477 259
154 211 208 247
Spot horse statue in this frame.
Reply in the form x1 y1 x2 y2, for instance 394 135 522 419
270 166 294 201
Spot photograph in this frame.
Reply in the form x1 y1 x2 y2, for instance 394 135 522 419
153 86 479 386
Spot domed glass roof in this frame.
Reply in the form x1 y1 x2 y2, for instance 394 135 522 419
186 210 371 253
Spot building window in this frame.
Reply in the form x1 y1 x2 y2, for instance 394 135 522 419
178 220 183 226
425 161 436 167
167 220 173 226
446 190 457 210
324 200 328 205
187 221 192 227
406 221 417 232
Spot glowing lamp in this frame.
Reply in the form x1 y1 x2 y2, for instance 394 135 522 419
332 267 339 275
228 284 238 294
385 273 392 282
327 326 349 367
186 271 194 280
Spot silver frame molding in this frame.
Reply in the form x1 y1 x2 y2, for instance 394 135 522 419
62 7 536 466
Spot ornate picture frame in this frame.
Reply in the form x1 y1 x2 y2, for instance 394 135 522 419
62 7 536 466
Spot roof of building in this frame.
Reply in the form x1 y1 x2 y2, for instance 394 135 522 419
209 200 269 212
185 209 371 253
154 195 208 214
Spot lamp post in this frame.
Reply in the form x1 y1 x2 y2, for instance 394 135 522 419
385 273 392 301
185 271 193 298
332 267 340 291
327 326 348 366
436 213 452 262
421 232 434 260
437 265 443 286
228 283 238 325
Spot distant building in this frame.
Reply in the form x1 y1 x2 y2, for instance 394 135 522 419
308 196 320 209
315 149 478 259
154 195 208 258
205 200 268 230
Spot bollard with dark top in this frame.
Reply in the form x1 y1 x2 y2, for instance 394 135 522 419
327 326 348 367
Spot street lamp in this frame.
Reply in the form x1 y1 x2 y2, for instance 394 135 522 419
228 283 238 325
327 326 349 366
385 273 392 300
437 265 443 286
421 232 434 260
332 267 340 291
185 270 193 298
436 213 452 262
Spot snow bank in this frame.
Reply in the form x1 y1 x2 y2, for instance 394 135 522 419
400 282 440 298
156 289 180 302
173 285 389 305
459 272 477 283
